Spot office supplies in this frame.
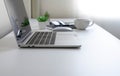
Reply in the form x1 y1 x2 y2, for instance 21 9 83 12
4 0 81 48
50 20 66 25
50 21 62 25
53 27 73 31
49 21 76 29
58 20 66 25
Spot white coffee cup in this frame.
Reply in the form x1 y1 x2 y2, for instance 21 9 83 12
74 19 94 30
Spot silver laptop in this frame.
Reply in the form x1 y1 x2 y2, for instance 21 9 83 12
4 0 81 48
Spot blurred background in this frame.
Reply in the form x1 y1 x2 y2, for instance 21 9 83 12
0 0 120 39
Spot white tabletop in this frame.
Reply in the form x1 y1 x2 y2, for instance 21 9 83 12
0 19 120 76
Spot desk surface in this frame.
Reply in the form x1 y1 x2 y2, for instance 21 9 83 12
0 19 120 76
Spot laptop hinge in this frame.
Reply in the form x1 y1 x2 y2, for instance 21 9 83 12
18 31 32 43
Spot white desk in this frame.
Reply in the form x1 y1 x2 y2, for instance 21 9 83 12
0 19 120 76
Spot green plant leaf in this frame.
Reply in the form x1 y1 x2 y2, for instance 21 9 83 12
44 11 49 18
37 11 50 22
37 16 48 22
21 18 29 27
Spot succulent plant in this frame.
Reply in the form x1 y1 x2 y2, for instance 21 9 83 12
37 11 50 22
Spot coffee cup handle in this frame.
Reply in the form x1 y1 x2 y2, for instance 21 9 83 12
89 20 94 27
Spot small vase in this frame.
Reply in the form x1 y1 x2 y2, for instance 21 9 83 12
38 21 49 30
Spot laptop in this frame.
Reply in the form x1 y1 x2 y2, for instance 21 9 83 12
4 0 81 48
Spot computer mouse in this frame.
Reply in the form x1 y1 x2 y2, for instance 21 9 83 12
53 27 73 31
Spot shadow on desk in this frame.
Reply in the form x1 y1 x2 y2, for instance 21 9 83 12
20 47 80 50
0 34 18 51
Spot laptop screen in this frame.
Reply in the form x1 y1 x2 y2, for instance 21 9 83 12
4 0 31 43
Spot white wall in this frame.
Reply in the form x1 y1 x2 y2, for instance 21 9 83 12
77 0 120 39
32 0 120 39
23 0 31 18
40 0 75 18
32 0 78 18
31 0 40 18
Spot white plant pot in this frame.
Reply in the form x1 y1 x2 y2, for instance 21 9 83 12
38 21 49 30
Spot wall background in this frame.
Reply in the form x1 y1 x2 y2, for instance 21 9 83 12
32 0 120 39
23 0 31 18
1 0 120 39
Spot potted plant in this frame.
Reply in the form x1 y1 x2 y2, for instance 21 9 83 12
37 11 50 30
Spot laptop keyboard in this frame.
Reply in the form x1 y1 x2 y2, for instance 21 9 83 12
26 32 56 45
